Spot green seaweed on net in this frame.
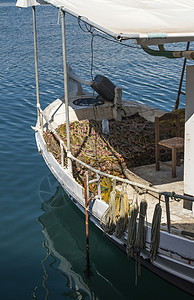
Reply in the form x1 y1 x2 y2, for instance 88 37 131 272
43 110 185 201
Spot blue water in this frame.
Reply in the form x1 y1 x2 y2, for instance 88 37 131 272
0 1 193 299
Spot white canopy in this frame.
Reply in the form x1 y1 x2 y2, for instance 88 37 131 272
16 0 47 7
16 0 194 44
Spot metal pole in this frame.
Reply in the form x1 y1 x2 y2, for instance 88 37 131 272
162 191 194 202
60 141 64 167
32 6 41 127
97 174 101 200
84 172 91 277
61 10 72 173
164 194 171 233
173 41 190 111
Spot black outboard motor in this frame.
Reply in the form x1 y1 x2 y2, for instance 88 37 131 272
91 75 116 102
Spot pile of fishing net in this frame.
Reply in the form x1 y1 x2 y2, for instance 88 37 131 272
43 109 185 201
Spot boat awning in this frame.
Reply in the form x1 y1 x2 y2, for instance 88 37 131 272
16 0 48 7
16 0 194 45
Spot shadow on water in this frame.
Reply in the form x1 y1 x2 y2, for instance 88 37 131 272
37 175 192 300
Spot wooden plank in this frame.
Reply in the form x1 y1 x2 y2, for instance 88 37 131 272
158 137 184 149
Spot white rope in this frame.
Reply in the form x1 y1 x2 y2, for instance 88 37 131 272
100 190 116 234
115 183 128 238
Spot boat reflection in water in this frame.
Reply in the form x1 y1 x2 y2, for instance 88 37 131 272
38 174 96 299
38 174 192 300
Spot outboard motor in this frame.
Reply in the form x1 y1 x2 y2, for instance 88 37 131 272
91 75 116 102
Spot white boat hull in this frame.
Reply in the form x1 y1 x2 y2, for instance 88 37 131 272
35 128 194 296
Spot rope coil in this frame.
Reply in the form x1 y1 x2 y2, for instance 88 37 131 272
136 198 147 253
115 183 129 238
150 201 162 261
126 194 138 257
100 180 117 234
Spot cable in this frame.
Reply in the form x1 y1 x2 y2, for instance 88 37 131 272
77 18 140 50
77 18 179 114
93 33 140 50
91 33 94 80
78 17 94 34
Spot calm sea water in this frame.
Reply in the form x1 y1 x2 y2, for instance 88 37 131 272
0 1 193 299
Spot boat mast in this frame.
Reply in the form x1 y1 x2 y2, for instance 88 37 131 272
32 6 41 127
61 10 72 173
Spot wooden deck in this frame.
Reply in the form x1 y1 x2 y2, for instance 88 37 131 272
125 162 194 237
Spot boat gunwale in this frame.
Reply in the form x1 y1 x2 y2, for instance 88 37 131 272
35 122 194 257
35 123 194 296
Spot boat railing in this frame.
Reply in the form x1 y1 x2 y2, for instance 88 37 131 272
38 107 68 163
71 153 194 234
161 192 194 233
38 106 160 193
38 107 194 234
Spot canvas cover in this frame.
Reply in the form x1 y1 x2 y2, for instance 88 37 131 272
16 0 47 7
16 0 194 42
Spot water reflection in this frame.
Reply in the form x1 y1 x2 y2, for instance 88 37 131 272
40 237 94 300
38 175 192 300
38 183 97 299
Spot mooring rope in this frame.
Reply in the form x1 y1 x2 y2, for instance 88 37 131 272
126 194 138 257
115 183 129 238
100 189 116 234
150 200 162 261
136 197 148 253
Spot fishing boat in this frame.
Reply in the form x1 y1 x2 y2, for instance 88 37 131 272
16 0 194 296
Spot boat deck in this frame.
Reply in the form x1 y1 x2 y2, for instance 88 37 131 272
126 162 194 236
43 98 193 237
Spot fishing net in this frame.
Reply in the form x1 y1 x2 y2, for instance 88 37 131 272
43 109 185 203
